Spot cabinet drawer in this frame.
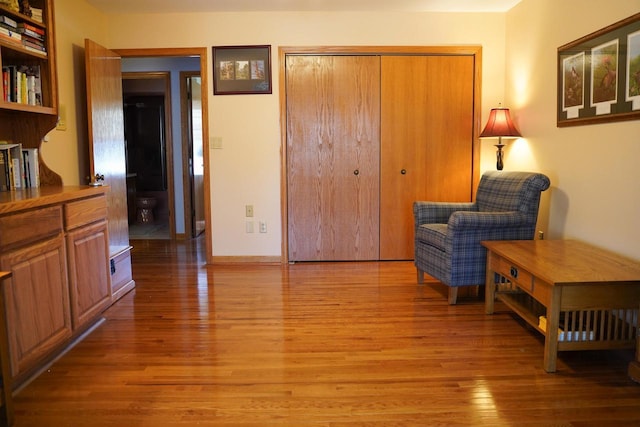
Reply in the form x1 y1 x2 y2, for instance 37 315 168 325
0 206 63 251
111 248 134 302
65 195 108 231
494 256 534 293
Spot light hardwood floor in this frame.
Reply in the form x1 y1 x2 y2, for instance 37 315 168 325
11 238 640 426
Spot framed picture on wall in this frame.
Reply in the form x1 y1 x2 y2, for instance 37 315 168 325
557 12 640 127
212 45 272 95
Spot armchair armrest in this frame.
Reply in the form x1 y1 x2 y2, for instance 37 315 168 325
413 201 476 226
448 211 530 230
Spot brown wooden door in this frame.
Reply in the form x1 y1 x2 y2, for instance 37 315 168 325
286 55 381 261
85 40 135 300
85 39 130 257
379 55 475 260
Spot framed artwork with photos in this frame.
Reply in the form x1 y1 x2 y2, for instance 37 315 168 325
557 12 640 127
212 45 272 95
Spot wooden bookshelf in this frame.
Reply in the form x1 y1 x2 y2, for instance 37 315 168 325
0 0 59 186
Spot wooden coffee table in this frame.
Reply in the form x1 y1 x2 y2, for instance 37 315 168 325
483 240 640 374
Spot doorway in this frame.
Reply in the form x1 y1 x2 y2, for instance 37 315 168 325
123 72 173 239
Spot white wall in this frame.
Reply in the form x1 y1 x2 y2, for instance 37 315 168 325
44 0 109 185
98 11 508 258
55 3 640 261
504 0 640 259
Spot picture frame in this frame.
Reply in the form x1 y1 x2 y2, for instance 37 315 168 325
557 12 640 127
212 45 272 95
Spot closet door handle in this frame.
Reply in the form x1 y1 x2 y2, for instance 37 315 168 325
401 169 407 175
353 169 360 176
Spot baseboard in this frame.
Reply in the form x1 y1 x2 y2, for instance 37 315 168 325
211 256 282 264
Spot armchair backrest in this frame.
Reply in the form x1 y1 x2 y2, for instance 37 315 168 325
476 171 551 223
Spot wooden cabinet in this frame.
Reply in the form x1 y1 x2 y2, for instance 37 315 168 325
284 47 480 261
0 234 71 380
65 195 111 330
0 187 112 388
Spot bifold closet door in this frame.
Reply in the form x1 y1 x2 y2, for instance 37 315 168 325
380 55 475 260
286 55 381 261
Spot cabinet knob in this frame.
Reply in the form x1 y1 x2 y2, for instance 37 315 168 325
353 169 359 176
510 266 518 279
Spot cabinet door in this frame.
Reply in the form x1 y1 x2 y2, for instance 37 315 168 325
66 220 111 329
380 56 475 260
286 55 381 261
0 237 71 379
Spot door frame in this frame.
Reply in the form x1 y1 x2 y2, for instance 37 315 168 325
122 71 176 239
114 47 212 263
180 71 204 239
278 45 483 263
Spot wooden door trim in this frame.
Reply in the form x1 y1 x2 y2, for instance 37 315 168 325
113 47 213 264
122 71 176 240
279 46 482 264
179 71 201 240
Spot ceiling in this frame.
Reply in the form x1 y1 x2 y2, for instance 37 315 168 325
84 0 523 14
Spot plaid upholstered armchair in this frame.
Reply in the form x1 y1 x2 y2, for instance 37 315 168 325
413 171 551 304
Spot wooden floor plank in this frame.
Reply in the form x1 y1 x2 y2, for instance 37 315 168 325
10 238 640 426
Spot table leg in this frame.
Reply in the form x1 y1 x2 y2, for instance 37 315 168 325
543 286 562 373
485 251 496 315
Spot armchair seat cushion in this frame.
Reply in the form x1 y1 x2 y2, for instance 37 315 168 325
416 223 448 249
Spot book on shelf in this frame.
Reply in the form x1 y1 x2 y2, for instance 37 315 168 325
18 27 44 43
0 14 17 29
29 7 43 23
22 147 39 188
0 25 21 41
0 143 23 190
1 65 41 105
17 22 44 37
0 149 9 191
22 38 45 52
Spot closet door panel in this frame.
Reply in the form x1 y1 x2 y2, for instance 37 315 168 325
286 56 380 261
380 55 474 260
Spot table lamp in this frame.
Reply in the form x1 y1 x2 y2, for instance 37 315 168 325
480 107 522 170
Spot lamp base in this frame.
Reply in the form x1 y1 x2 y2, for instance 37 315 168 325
495 143 504 171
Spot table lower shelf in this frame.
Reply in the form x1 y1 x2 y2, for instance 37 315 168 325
497 290 637 351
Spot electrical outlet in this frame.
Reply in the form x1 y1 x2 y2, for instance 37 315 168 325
245 205 254 217
259 221 267 233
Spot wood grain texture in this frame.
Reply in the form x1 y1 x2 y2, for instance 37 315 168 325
1 236 71 381
0 205 62 251
485 239 640 373
380 55 475 260
66 220 111 330
0 271 14 426
0 0 60 186
84 39 129 254
9 238 640 426
64 194 107 231
286 55 380 261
